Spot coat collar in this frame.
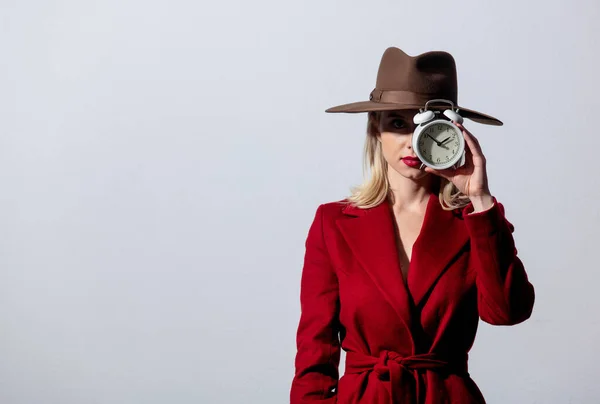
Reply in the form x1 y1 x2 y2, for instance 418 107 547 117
336 193 470 331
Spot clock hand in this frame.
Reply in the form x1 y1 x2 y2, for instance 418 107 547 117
440 136 451 145
426 134 442 146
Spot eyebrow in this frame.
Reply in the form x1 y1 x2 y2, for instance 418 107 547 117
386 112 411 119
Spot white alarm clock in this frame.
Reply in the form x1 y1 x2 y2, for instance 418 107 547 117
412 99 466 170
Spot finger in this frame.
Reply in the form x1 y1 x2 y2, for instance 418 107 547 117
455 122 482 148
455 121 471 134
463 131 480 153
456 124 484 158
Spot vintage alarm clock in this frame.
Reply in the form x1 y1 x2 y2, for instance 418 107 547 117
412 99 466 170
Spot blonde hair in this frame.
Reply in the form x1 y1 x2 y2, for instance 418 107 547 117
346 111 470 211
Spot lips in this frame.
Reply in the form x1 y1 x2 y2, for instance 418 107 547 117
402 156 422 168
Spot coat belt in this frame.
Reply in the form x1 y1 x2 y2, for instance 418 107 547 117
345 350 469 403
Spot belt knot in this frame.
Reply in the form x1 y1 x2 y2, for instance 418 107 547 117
373 350 412 380
346 349 469 403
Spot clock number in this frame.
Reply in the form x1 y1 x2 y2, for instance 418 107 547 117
436 158 440 163
454 141 459 146
437 125 442 130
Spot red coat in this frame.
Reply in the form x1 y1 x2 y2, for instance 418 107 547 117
290 194 535 404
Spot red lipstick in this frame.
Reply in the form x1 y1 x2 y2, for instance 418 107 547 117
401 156 422 168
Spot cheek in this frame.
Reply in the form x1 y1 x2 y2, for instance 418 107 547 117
380 135 407 161
380 140 395 162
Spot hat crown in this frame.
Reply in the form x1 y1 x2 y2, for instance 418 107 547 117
324 46 502 126
375 47 458 103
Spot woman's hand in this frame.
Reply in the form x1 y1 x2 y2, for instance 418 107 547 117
424 122 494 212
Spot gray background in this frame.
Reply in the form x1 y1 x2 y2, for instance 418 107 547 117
1 0 598 403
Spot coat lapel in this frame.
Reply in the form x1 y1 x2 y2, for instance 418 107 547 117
407 194 470 307
336 193 471 327
336 200 413 332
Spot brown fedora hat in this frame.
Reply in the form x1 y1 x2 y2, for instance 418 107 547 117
325 47 503 126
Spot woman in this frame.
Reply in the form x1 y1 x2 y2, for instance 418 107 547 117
290 47 535 404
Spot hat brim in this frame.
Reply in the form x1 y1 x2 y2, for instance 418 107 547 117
325 101 503 126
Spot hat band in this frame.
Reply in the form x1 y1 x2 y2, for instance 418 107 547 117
369 89 457 105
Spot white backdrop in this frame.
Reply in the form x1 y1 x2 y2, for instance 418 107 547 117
1 0 599 403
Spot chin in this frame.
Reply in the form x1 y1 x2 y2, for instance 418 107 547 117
406 172 430 180
392 163 429 180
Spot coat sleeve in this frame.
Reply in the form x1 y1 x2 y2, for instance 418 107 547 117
290 204 341 403
462 198 535 326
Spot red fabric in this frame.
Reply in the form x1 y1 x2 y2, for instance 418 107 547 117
346 350 468 403
290 194 535 404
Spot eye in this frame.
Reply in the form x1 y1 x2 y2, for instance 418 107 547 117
391 119 406 129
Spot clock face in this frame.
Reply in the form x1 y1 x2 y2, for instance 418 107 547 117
416 121 463 167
